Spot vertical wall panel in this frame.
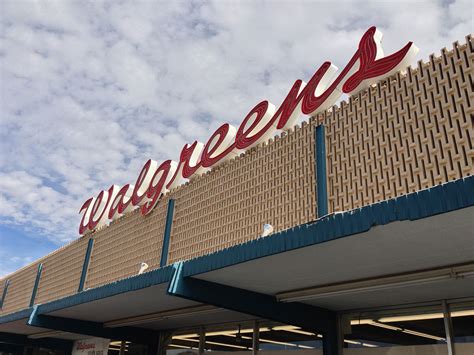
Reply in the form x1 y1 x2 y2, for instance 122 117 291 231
167 121 317 263
34 237 90 304
0 263 39 316
325 37 473 213
85 198 169 289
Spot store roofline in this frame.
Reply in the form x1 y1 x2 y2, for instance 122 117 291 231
36 265 175 315
182 175 474 277
1 175 473 324
0 308 33 324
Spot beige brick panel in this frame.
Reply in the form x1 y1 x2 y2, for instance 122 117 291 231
167 120 317 264
85 197 169 289
34 237 90 305
325 37 473 212
0 262 38 316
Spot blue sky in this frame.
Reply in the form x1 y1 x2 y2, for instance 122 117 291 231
0 225 57 274
0 0 472 277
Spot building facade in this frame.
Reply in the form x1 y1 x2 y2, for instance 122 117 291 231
0 35 473 355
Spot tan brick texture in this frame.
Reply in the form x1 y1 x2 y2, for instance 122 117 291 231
34 237 90 305
324 37 473 212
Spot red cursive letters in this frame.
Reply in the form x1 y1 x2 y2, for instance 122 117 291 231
78 26 418 235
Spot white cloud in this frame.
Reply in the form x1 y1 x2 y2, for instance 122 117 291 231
0 0 472 244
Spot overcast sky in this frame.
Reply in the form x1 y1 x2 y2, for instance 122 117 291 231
0 0 472 277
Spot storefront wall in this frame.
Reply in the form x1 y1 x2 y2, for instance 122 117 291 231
0 37 472 317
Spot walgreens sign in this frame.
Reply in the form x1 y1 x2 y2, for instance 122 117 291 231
79 27 418 235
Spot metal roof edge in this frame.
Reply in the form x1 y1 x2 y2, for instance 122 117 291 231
35 264 174 315
0 308 33 324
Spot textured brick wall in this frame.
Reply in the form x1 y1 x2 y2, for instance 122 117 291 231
0 281 4 305
324 36 473 212
0 262 38 316
0 36 472 315
84 197 169 289
168 121 317 263
34 237 89 305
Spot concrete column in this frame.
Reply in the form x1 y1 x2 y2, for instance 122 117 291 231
442 300 456 355
252 321 259 355
148 331 171 355
323 314 343 355
199 327 205 355
119 341 126 355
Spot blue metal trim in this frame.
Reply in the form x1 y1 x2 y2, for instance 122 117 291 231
0 279 10 309
160 199 175 267
168 262 335 332
29 264 43 307
0 308 32 324
36 265 173 315
316 124 328 217
181 176 474 277
78 238 94 292
28 306 157 344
